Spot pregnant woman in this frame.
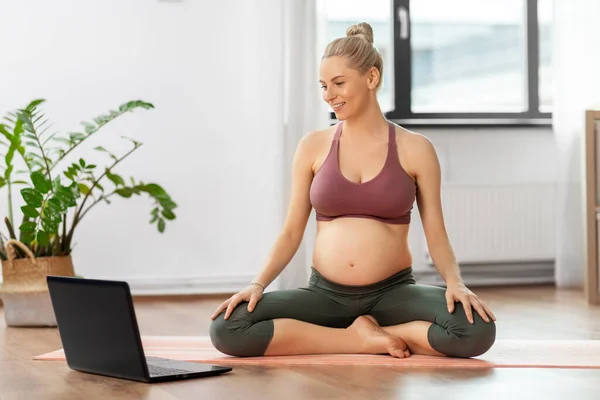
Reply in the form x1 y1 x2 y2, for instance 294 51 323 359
209 22 496 359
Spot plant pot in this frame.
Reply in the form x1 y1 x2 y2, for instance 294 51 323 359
0 239 75 327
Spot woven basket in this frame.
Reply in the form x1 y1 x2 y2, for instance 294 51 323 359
0 239 75 327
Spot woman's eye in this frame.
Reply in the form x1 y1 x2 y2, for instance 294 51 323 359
336 82 344 86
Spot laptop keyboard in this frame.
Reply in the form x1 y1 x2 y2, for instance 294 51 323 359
147 364 193 376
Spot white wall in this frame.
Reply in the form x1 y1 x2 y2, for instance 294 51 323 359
407 126 558 271
0 1 558 293
0 0 287 292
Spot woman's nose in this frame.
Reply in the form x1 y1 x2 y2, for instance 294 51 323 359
324 88 334 101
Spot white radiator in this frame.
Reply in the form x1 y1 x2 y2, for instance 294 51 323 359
425 183 556 264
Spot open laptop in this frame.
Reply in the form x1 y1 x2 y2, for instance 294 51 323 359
46 275 232 383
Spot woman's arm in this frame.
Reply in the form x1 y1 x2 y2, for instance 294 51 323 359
410 134 462 285
410 133 496 323
251 130 320 289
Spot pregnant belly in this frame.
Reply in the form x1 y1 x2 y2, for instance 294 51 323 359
312 218 413 286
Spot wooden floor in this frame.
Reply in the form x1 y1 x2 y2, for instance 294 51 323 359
2 284 600 400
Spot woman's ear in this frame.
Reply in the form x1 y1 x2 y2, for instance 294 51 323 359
367 67 380 90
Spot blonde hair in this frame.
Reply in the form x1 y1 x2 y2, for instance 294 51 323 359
322 22 384 89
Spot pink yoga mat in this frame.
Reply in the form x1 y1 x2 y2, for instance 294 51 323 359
33 336 600 369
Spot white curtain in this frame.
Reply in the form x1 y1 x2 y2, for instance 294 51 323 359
262 0 330 290
553 0 600 287
276 0 330 290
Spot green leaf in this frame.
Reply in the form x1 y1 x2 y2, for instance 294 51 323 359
121 135 142 147
47 198 65 213
158 218 165 233
52 176 61 190
5 149 15 167
20 231 35 244
41 219 59 234
160 199 178 210
68 182 81 199
115 188 133 198
143 183 167 196
26 152 43 160
55 186 77 207
106 170 125 186
19 221 36 232
43 206 62 222
78 183 90 195
81 122 96 134
69 132 86 142
0 177 6 189
162 209 176 220
36 230 49 247
30 161 45 170
93 114 111 125
21 205 39 218
22 122 34 133
31 170 51 193
21 188 43 207
25 99 45 111
0 123 10 138
13 118 23 136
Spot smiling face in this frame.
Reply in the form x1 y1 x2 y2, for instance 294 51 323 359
319 56 379 120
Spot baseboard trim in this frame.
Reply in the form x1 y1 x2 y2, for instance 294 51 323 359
102 273 257 296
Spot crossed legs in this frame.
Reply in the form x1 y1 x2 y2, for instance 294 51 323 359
209 281 495 358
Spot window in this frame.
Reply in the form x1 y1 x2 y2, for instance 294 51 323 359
323 0 552 126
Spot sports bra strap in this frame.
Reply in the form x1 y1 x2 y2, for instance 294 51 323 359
333 122 344 141
388 121 396 147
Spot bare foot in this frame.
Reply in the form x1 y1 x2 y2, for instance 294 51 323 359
348 315 411 358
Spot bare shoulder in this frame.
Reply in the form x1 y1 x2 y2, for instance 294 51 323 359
394 124 434 150
392 124 438 178
299 124 338 173
302 123 338 144
299 125 334 148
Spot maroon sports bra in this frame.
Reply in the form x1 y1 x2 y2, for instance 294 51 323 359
309 121 416 224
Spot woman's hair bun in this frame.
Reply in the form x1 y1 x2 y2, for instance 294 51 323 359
346 22 374 44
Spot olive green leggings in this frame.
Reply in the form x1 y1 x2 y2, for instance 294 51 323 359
209 267 496 358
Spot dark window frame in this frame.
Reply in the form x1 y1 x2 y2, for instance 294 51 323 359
329 0 552 128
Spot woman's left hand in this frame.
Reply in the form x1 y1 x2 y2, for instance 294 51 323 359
445 282 496 324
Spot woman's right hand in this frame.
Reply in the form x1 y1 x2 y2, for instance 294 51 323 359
210 284 264 320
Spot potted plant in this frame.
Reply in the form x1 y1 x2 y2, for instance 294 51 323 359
0 99 177 326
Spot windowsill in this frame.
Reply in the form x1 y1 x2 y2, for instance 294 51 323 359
389 118 553 129
329 117 553 129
